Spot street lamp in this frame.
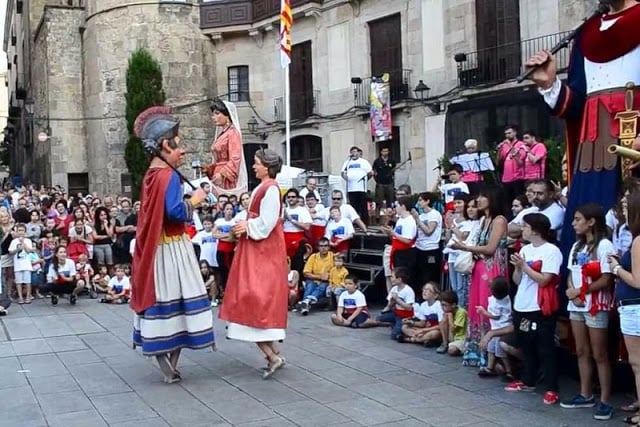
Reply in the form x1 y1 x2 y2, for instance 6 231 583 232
413 80 430 102
24 97 34 116
247 116 268 140
191 159 202 179
413 80 440 114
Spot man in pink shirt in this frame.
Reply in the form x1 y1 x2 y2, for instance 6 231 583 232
497 125 525 204
521 130 547 181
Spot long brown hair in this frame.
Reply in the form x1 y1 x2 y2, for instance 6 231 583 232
627 191 640 237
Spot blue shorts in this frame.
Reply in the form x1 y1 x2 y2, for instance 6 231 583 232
343 311 370 328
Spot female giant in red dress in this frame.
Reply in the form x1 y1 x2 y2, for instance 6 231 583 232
220 148 289 379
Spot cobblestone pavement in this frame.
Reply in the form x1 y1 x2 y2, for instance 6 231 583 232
0 299 629 426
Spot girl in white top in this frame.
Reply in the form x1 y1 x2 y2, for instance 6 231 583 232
413 192 443 286
562 204 614 411
43 246 84 305
509 213 562 403
400 282 443 345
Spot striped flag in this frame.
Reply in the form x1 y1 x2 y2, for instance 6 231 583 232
279 0 292 68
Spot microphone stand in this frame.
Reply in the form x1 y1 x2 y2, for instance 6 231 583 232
516 1 609 83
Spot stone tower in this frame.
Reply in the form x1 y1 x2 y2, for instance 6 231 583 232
83 0 216 195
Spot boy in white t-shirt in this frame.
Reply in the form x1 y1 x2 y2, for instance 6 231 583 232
363 267 415 340
331 275 370 328
477 277 514 380
437 164 470 210
100 265 131 304
191 216 219 268
9 223 35 304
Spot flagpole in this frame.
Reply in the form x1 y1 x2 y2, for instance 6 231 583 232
285 64 291 167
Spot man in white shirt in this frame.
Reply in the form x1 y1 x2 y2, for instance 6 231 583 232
299 177 322 205
509 180 565 239
341 146 372 225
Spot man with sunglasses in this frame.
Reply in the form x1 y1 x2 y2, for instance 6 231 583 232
283 188 311 258
324 190 367 233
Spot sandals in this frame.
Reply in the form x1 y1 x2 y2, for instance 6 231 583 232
478 367 498 377
156 354 181 384
262 355 285 379
624 414 640 425
623 402 640 413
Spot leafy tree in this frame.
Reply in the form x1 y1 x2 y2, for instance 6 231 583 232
124 48 166 200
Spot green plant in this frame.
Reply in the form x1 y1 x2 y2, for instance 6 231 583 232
543 138 565 184
124 48 166 200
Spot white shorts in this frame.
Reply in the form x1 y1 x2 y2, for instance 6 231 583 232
619 304 640 337
383 245 392 276
14 270 31 284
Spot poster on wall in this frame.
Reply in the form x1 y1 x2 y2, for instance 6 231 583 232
369 73 392 142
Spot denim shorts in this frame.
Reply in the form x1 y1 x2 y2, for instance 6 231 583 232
487 336 506 358
619 304 640 337
569 310 609 329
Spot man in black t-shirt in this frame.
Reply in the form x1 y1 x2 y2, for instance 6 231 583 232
372 146 396 209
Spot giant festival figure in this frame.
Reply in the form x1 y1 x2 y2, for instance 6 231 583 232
130 106 216 384
526 0 640 246
205 99 248 197
219 148 289 379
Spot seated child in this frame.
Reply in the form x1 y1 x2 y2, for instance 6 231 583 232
75 254 94 296
287 258 301 310
399 282 443 345
437 290 468 356
326 254 348 309
29 247 45 299
477 277 514 379
362 267 415 340
200 260 218 307
100 265 131 304
331 274 369 328
91 266 111 295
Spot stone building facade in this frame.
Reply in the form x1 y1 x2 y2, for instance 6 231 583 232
200 0 589 192
3 0 591 194
5 0 215 195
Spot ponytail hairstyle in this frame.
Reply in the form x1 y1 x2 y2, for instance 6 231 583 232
571 203 608 265
522 213 554 242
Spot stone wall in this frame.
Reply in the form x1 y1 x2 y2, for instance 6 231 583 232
32 6 86 189
83 1 216 195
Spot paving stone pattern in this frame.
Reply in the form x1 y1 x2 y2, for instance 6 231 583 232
0 301 627 426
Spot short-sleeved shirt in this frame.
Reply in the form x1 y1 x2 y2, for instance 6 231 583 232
452 307 468 341
415 210 442 251
414 300 443 326
522 142 547 180
567 239 614 312
303 252 335 281
514 242 563 312
283 206 312 233
487 296 512 329
46 259 77 283
338 289 368 315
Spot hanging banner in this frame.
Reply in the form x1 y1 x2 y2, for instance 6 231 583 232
369 73 392 142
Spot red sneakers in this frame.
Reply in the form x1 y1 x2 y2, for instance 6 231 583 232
504 381 535 392
543 391 559 405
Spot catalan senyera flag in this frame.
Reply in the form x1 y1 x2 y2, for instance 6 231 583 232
280 0 292 68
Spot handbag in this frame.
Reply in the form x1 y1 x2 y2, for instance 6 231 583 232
453 250 474 274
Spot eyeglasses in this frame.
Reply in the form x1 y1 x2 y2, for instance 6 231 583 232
332 198 342 201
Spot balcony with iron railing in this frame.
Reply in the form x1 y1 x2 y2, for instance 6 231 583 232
274 89 319 122
351 69 412 108
200 0 324 30
454 31 572 89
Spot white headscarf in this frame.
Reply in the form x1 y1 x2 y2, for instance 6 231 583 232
211 100 248 197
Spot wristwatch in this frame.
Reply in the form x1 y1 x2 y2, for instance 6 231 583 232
613 265 622 276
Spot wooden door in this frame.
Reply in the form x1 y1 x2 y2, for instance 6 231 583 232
290 41 314 120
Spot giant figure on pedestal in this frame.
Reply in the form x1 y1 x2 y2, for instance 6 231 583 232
526 0 640 248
